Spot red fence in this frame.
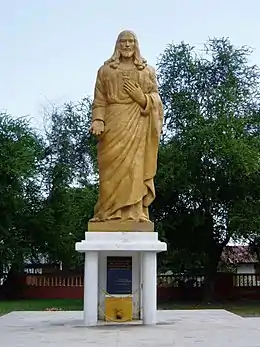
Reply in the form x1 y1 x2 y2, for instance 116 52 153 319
25 274 83 299
20 273 260 301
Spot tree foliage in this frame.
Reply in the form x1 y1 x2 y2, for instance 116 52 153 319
38 98 97 268
0 98 98 281
0 113 44 275
154 38 260 288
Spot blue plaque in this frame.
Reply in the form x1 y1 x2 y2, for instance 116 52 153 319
106 256 132 294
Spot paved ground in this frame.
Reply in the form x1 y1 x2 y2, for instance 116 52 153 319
1 310 260 346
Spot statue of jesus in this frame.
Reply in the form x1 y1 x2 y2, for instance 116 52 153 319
90 30 163 224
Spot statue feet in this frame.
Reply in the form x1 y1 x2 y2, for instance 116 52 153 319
89 217 101 222
107 216 122 221
139 216 149 222
88 216 154 232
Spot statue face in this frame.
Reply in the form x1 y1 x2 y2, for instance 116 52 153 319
118 33 135 59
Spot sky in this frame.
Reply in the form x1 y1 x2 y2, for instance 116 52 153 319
0 0 260 131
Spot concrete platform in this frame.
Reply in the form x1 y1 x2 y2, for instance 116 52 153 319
1 309 260 346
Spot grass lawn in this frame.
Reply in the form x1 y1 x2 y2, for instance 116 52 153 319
0 299 83 317
159 300 260 317
1 299 260 317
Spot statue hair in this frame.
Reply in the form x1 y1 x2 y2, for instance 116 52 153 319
104 30 147 70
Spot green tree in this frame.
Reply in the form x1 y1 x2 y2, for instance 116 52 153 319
0 113 44 280
43 97 97 187
154 38 260 297
39 98 97 268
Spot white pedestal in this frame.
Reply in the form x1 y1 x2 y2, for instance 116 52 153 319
75 231 167 326
83 251 98 326
142 251 157 324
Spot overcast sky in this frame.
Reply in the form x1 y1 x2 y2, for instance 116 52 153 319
0 0 259 130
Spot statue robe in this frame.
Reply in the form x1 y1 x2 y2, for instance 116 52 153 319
91 63 163 221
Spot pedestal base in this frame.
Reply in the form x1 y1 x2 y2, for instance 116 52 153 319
88 220 154 232
75 231 167 326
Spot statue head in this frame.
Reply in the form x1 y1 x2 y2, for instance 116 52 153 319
105 30 147 70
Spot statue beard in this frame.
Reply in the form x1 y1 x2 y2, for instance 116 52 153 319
120 50 135 59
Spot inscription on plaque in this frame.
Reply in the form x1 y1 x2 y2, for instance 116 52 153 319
106 256 132 295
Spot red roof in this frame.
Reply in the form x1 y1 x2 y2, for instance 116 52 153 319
221 246 258 264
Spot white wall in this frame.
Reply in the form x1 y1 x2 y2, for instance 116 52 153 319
236 264 255 274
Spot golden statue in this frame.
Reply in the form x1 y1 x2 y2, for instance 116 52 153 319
89 30 163 229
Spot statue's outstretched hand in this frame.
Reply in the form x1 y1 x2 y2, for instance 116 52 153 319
90 120 105 136
123 80 147 109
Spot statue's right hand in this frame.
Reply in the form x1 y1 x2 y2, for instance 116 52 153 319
90 120 105 136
